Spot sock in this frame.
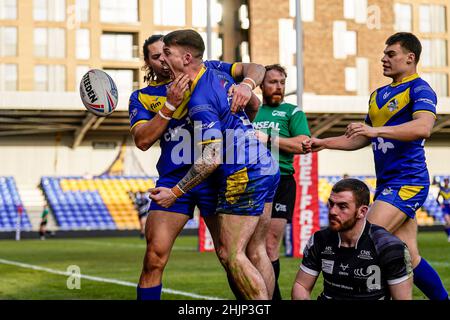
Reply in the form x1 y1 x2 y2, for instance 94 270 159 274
137 284 162 300
445 228 450 237
226 272 245 300
272 259 282 300
413 258 448 300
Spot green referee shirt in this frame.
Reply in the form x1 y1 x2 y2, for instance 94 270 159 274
253 102 311 175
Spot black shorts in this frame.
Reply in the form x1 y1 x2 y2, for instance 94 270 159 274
271 175 296 222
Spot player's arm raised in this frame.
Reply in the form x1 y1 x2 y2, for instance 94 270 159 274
131 74 190 151
291 269 318 300
228 62 265 118
345 112 435 142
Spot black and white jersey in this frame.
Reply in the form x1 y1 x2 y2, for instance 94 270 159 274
300 221 413 300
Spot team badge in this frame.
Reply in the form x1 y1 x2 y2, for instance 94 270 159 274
387 99 399 112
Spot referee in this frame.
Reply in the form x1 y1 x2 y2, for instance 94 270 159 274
253 64 311 300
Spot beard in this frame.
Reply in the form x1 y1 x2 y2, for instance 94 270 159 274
263 93 284 107
328 214 358 232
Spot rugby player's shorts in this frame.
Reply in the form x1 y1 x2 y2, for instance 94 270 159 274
272 174 296 222
443 204 450 216
216 166 280 216
149 173 218 218
374 184 429 219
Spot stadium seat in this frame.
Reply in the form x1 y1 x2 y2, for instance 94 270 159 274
41 176 156 231
0 177 32 231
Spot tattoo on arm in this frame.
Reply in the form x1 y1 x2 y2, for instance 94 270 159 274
177 141 221 193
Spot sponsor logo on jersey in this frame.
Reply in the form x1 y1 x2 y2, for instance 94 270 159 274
275 203 287 212
321 246 335 255
372 137 394 154
387 99 399 112
164 123 187 142
129 108 138 122
415 98 435 107
321 259 334 274
253 121 280 131
338 263 350 276
383 91 391 100
272 110 287 117
357 250 373 260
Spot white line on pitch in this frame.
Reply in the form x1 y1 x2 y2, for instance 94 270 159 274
0 258 224 300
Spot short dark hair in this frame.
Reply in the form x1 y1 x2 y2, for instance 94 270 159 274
142 34 164 83
163 29 205 59
331 178 370 208
385 32 422 64
265 64 287 78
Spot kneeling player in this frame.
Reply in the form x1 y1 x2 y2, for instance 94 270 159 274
292 179 413 300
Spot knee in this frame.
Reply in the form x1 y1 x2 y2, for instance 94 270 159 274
265 240 279 261
143 247 168 274
247 244 267 265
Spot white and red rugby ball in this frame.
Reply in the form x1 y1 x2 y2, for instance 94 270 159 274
80 69 118 117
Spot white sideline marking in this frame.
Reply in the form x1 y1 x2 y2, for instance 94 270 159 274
0 258 223 300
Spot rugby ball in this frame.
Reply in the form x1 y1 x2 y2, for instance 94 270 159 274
80 69 118 117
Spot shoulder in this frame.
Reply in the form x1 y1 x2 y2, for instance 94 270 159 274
283 103 305 117
410 77 437 97
368 223 405 253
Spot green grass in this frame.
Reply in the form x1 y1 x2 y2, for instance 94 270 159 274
0 232 448 300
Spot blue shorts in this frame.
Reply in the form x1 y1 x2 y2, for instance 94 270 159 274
374 184 429 219
216 166 280 216
149 174 218 218
443 204 450 216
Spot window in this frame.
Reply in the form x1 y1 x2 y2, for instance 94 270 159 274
101 33 137 61
199 31 222 60
278 19 296 66
422 73 448 97
290 0 314 21
76 65 89 87
422 39 447 67
34 28 65 58
103 69 137 94
239 4 249 29
192 0 222 27
34 65 66 91
419 5 446 33
100 0 138 23
333 21 356 59
153 0 185 26
394 3 412 32
34 0 66 21
0 0 17 19
345 67 357 92
0 27 17 56
0 64 17 91
75 0 89 22
76 29 90 59
343 0 367 23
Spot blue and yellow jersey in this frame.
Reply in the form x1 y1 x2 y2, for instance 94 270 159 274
188 66 275 180
128 60 237 177
438 186 450 205
365 74 437 187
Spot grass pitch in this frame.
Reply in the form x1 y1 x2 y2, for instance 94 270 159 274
0 232 448 300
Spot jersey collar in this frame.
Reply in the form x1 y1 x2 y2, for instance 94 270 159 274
337 219 367 249
190 65 207 92
149 78 172 86
390 73 419 87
